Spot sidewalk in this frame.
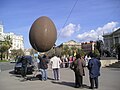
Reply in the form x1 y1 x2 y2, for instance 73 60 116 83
0 68 120 90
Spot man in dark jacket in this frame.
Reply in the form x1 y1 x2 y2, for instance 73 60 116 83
38 54 49 81
70 54 85 88
21 56 28 79
87 53 101 89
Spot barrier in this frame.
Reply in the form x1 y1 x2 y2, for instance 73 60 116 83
100 59 118 67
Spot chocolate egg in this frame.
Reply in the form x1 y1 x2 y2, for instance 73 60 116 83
29 16 57 52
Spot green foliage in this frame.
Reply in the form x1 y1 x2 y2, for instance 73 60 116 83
10 49 24 59
61 45 85 57
0 44 9 53
94 49 100 57
0 35 12 60
77 49 85 57
95 40 103 56
62 45 69 56
0 36 12 52
0 60 9 62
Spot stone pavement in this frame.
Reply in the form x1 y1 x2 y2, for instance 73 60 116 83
0 67 120 90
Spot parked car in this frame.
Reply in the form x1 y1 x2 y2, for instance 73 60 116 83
14 55 34 74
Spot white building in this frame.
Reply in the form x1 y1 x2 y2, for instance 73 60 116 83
0 24 4 41
62 40 81 49
57 40 81 56
0 24 3 34
0 24 24 52
4 33 24 52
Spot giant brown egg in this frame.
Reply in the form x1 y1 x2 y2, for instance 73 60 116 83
29 16 57 52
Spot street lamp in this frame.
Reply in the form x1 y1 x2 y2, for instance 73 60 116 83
53 44 56 54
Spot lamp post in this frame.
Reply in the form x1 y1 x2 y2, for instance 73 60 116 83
53 44 56 55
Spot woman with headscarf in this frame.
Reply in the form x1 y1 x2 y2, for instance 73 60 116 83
70 54 85 88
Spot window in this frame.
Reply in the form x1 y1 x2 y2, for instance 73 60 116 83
115 37 119 44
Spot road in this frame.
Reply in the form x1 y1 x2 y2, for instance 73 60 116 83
0 67 120 90
0 62 15 72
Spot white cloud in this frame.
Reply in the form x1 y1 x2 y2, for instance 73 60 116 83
77 21 118 42
60 23 80 37
96 21 118 34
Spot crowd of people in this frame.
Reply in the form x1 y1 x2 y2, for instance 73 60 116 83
20 52 101 89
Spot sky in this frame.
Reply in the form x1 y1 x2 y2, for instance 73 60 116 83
0 0 120 49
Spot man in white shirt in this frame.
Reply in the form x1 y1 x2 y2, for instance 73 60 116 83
50 55 62 80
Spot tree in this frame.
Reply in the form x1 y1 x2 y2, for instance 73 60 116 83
94 48 100 57
10 49 24 59
0 43 9 60
77 49 85 57
0 35 12 60
95 40 103 56
61 45 69 56
70 46 77 56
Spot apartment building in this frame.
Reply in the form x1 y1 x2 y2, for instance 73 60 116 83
0 24 24 52
81 41 96 54
60 40 81 49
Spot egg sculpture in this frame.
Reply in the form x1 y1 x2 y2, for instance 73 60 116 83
29 16 57 52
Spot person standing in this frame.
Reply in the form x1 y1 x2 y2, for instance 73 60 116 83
70 54 85 88
84 54 89 67
84 54 91 67
50 55 62 80
87 53 101 89
21 56 28 79
38 54 48 81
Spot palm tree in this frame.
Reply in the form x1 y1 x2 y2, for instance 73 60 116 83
0 35 12 60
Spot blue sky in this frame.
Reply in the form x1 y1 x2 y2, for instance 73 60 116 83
1 0 120 48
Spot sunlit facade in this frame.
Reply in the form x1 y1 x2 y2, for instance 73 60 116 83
0 23 24 52
61 40 81 49
4 33 24 52
0 24 4 41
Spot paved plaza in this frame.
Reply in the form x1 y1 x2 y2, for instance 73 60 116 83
0 67 120 90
